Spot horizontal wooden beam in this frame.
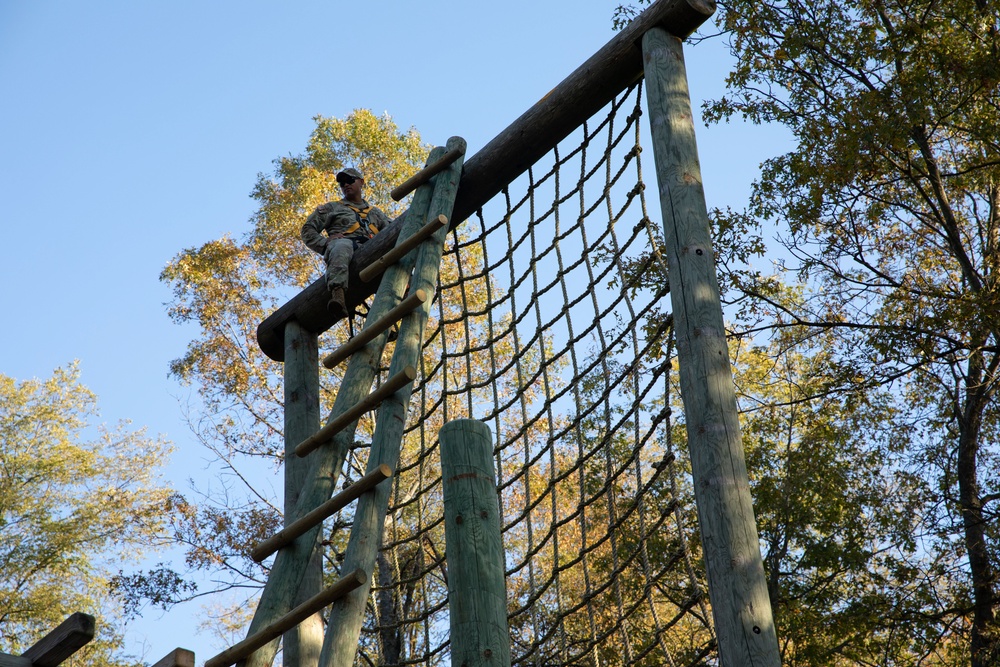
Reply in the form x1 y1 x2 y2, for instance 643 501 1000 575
450 0 715 228
204 570 366 667
251 464 392 563
21 613 95 667
255 0 716 362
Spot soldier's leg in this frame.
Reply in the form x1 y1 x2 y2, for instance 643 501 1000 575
324 238 355 292
324 238 355 316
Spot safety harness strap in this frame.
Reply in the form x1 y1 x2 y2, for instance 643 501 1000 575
344 202 379 238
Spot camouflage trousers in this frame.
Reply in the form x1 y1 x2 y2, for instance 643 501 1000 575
323 237 358 292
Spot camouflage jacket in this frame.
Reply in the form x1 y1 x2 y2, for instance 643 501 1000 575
301 198 391 255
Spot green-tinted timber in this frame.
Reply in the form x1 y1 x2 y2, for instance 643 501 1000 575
641 26 782 667
441 419 511 667
235 145 447 667
282 320 323 667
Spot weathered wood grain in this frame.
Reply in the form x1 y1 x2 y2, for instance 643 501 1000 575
641 26 781 667
441 419 510 667
22 613 95 667
150 648 195 667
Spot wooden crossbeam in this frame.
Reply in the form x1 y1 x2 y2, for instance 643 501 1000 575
322 289 430 369
22 613 95 667
390 149 464 201
294 366 417 458
359 215 447 283
0 654 32 667
251 464 393 563
203 569 366 667
150 648 195 667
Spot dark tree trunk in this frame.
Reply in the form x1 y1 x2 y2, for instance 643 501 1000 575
958 351 999 667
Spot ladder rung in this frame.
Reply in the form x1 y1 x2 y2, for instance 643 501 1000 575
322 289 430 369
203 569 366 667
358 215 447 283
390 148 464 201
251 464 393 563
295 366 417 458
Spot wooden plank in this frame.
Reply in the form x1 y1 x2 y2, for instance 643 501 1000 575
358 216 447 283
322 289 430 369
255 0 716 362
22 613 95 667
205 569 366 667
150 648 195 667
440 419 511 667
293 366 417 458
641 26 780 666
0 654 32 667
251 464 393 563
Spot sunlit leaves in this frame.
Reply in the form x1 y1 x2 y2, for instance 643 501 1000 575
706 0 1000 662
0 364 175 661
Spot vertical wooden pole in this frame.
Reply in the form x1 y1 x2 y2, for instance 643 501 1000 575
641 27 781 667
440 419 510 667
283 320 324 667
151 648 195 667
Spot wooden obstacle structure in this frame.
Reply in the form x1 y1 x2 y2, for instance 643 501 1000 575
204 138 469 667
212 0 784 665
0 613 95 667
253 0 722 363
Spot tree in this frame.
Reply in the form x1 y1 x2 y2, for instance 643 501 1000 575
157 103 672 665
615 0 999 661
702 0 1000 663
732 320 970 665
0 363 176 665
154 110 428 607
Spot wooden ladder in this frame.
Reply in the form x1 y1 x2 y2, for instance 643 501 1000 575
204 137 466 667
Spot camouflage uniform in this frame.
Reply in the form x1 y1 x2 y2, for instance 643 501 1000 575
301 196 391 295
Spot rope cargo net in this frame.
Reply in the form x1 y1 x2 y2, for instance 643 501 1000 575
331 84 715 666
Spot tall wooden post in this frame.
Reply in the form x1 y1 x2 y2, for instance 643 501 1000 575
641 27 781 666
440 419 510 667
283 320 324 667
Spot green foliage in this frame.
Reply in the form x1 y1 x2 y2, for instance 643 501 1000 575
733 325 958 665
0 364 175 664
705 0 1000 663
156 109 432 623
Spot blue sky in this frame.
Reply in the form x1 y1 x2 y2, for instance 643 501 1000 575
0 1 788 663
